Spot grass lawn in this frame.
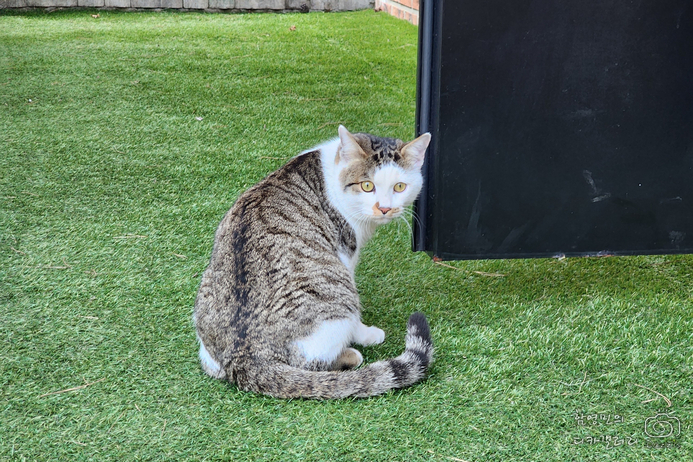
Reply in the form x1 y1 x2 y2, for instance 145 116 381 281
1 8 692 461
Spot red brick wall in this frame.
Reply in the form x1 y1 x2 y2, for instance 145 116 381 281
376 0 419 26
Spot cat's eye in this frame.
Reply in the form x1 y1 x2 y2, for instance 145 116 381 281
393 182 407 193
361 181 375 192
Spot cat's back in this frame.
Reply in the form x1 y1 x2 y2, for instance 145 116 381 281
194 150 357 359
218 150 343 255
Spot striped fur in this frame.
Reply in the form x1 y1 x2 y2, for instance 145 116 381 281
193 126 433 399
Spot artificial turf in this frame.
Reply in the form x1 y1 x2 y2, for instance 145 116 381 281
1 8 691 461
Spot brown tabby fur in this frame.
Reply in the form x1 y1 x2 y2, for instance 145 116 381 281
193 133 433 399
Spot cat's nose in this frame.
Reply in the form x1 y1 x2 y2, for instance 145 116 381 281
378 207 391 215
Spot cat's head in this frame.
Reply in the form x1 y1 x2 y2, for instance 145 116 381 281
333 125 431 225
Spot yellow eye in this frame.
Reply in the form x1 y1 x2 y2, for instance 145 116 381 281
360 181 374 192
394 182 407 193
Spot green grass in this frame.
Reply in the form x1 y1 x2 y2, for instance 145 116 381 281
1 8 691 461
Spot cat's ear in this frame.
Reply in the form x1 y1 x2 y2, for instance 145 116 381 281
337 125 367 163
401 133 431 170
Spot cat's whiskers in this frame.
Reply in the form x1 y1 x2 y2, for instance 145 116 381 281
395 214 414 237
397 208 423 238
400 208 422 229
340 207 366 228
400 209 418 223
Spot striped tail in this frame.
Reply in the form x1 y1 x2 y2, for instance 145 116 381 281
240 313 434 399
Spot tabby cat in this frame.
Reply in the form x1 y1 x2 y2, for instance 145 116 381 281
193 126 433 399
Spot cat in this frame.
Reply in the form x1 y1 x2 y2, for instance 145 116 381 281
193 125 433 399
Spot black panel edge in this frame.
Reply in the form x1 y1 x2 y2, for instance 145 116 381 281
434 248 693 262
413 0 443 254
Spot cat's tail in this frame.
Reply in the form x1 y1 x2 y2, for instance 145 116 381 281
241 312 434 399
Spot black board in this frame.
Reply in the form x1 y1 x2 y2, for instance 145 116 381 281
414 0 693 260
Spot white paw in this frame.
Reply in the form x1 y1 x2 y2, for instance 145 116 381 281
344 348 364 368
360 326 386 346
350 348 364 367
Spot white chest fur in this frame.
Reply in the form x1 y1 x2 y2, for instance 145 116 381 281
338 249 359 276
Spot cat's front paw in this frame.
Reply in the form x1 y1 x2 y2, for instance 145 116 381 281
356 325 386 346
